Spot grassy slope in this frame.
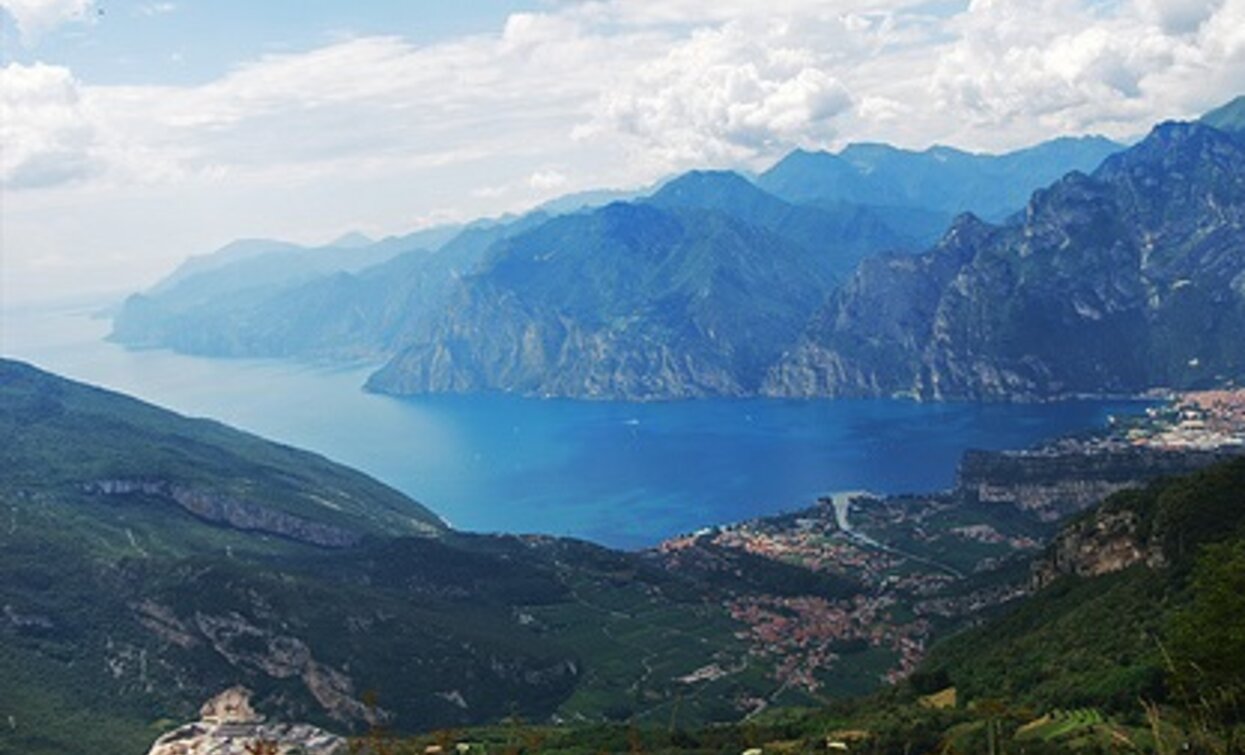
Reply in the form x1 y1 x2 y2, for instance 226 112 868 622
0 358 443 538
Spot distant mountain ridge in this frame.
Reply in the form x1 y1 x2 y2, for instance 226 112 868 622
756 135 1123 221
107 129 1128 399
110 215 546 359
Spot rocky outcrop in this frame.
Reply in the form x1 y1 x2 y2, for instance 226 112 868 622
186 610 381 725
1031 508 1165 589
83 479 361 547
954 447 1231 520
146 687 347 755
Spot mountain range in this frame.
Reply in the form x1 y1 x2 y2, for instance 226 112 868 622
765 100 1245 399
109 130 1127 399
755 135 1123 222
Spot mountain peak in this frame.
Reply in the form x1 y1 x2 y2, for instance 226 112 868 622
1200 94 1245 136
647 169 771 211
327 231 374 249
654 169 754 194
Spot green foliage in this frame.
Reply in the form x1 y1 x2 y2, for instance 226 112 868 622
1165 538 1245 752
921 567 1169 712
1168 540 1245 696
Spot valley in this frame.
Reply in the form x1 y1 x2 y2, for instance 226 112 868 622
3 359 1239 754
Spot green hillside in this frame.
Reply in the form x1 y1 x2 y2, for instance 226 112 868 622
0 358 444 541
345 458 1245 753
0 361 832 754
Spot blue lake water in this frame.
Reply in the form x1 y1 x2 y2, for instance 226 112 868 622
2 306 1148 548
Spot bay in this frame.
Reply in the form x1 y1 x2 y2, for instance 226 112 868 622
1 305 1146 548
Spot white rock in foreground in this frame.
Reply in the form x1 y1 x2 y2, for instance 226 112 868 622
146 686 347 755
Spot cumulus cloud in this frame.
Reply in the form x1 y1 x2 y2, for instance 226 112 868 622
577 18 856 165
1135 0 1224 35
928 0 1245 140
0 0 93 42
7 0 1245 305
0 62 99 188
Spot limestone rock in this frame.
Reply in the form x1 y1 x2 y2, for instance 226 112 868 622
146 687 347 755
200 686 262 724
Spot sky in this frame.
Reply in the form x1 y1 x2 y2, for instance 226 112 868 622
2 0 1243 307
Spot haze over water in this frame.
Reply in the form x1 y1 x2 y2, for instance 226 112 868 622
3 305 1148 549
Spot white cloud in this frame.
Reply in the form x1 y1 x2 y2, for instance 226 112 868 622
927 0 1245 142
7 0 1245 196
0 0 92 42
0 62 99 188
577 17 856 166
528 168 568 190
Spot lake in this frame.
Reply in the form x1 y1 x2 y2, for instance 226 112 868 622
1 305 1147 548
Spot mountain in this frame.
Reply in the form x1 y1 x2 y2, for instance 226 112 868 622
756 135 1124 221
512 455 1245 753
923 454 1245 717
108 216 543 360
107 132 1125 395
365 192 852 399
0 360 616 752
110 224 464 353
647 169 930 270
109 170 933 373
533 185 649 215
363 170 963 400
1200 94 1245 136
9 358 1241 754
326 231 374 249
0 359 443 541
765 116 1245 400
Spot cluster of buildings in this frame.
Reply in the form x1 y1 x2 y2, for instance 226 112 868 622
1126 389 1245 450
657 483 1052 695
726 593 930 694
706 519 900 579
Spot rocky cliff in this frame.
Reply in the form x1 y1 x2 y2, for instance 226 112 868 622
84 479 363 547
1028 454 1245 588
954 446 1232 520
367 195 848 399
146 686 348 755
1030 505 1164 589
764 119 1245 400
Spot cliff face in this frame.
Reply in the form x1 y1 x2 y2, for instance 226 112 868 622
84 479 362 547
367 199 842 400
1031 508 1165 589
764 121 1245 400
954 447 1232 520
1028 454 1245 589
